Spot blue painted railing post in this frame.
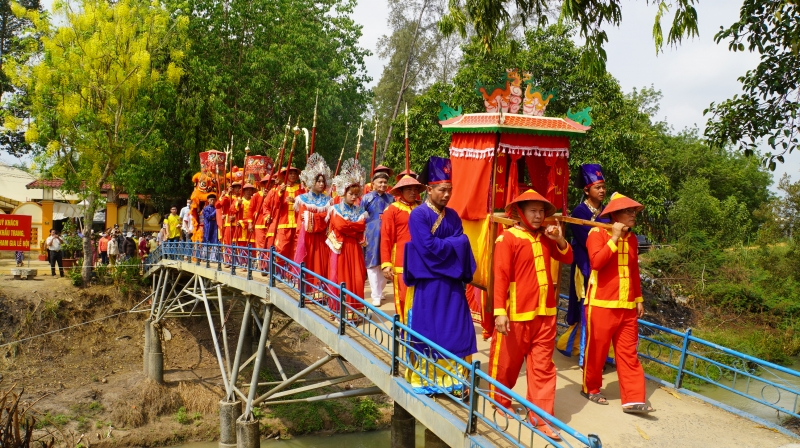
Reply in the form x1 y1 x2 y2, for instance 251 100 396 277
338 282 347 335
675 328 692 388
205 243 211 269
217 244 222 271
246 244 253 280
268 247 276 287
390 315 400 375
298 263 306 308
466 360 481 434
230 244 236 276
195 242 200 266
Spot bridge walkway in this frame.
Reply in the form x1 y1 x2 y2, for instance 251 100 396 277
145 244 798 447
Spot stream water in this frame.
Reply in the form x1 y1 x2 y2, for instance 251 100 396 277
174 426 426 447
693 358 800 423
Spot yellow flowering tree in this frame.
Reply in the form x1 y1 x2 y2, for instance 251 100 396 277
4 0 188 280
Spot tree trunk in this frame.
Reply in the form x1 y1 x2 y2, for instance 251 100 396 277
381 0 429 160
81 192 98 283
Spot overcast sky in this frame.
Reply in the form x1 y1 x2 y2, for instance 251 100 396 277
4 0 795 189
352 0 797 190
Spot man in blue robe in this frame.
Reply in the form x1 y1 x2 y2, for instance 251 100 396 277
361 170 394 306
202 194 219 260
557 164 612 367
403 157 477 395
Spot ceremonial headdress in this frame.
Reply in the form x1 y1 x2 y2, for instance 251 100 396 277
419 157 452 185
578 164 605 189
395 169 417 182
506 189 557 220
600 192 644 217
300 153 332 188
389 175 424 195
332 158 366 196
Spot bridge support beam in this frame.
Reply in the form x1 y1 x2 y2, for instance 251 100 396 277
391 402 416 448
424 428 447 448
219 399 242 448
235 414 259 448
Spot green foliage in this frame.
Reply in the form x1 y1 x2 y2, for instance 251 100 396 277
439 0 699 72
67 265 83 287
174 406 201 425
351 398 380 431
705 0 800 168
59 221 83 259
668 178 751 247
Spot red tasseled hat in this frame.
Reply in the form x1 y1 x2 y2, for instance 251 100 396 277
242 183 257 191
600 192 644 217
372 164 394 177
395 169 417 182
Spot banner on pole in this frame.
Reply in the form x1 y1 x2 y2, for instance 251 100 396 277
0 215 32 251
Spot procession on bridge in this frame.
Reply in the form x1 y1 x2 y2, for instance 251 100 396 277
171 71 655 443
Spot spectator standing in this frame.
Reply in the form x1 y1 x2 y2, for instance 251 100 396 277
98 233 109 265
45 229 65 277
165 207 181 242
123 232 137 260
179 200 191 242
108 232 119 265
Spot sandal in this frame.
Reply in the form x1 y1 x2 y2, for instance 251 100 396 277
581 390 609 405
623 404 655 414
536 425 562 441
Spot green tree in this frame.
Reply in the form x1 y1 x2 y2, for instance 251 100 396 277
669 177 751 248
5 0 189 281
0 0 43 157
704 0 800 169
150 0 371 203
438 0 699 71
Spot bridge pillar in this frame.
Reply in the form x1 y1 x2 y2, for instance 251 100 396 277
219 400 242 448
143 318 151 375
235 415 259 448
391 402 416 448
424 428 447 448
148 321 164 383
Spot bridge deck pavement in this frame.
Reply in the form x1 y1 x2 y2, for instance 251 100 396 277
157 260 796 447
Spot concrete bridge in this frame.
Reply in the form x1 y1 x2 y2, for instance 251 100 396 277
140 242 800 447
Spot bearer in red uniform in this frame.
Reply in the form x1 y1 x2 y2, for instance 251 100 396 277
237 183 257 264
216 182 241 264
249 175 272 272
273 167 305 273
488 190 572 441
380 174 424 323
581 192 655 414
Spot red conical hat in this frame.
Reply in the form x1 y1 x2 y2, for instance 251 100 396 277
389 175 424 195
372 164 394 177
505 189 556 218
279 166 299 174
242 183 257 190
600 192 644 216
395 169 417 182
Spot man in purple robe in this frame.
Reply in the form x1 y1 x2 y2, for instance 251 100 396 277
557 164 612 367
202 194 219 260
403 157 477 394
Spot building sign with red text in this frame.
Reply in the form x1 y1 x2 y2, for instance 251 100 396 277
0 215 32 251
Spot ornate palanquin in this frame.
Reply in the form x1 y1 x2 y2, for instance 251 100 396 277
438 69 592 333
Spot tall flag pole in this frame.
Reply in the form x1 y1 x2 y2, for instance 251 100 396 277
270 116 292 182
370 118 378 177
310 89 319 155
334 126 351 176
404 102 410 174
354 122 364 162
284 118 301 181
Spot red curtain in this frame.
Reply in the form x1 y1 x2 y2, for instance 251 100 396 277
449 133 496 220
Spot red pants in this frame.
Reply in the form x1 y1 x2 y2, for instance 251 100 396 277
488 316 557 416
582 306 646 405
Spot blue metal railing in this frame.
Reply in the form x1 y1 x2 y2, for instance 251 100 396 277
147 242 602 448
555 294 800 432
